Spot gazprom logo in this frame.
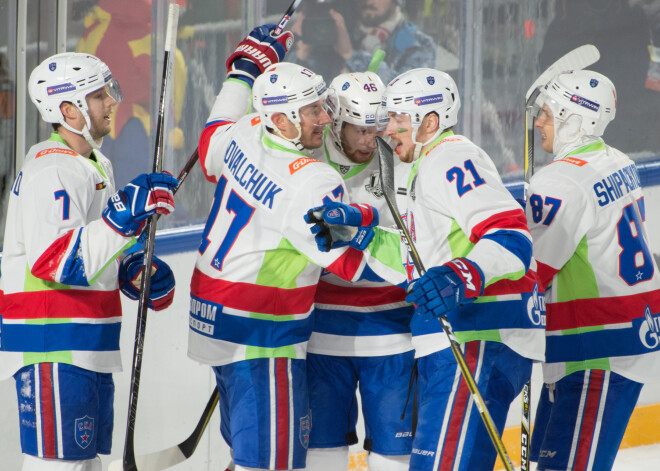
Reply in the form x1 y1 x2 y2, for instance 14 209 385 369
262 95 289 105
639 304 660 349
526 283 546 326
47 82 76 95
414 94 443 106
570 94 599 112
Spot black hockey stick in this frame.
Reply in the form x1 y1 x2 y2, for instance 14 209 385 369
376 136 515 471
520 44 600 470
119 5 180 471
109 387 219 471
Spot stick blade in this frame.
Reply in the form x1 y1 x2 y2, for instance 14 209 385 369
526 44 600 101
376 136 398 213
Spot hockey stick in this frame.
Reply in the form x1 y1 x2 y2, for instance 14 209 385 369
109 387 220 471
119 5 180 471
376 136 515 471
520 45 600 469
161 0 303 201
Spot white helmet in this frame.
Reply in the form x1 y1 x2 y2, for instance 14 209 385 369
539 69 616 138
28 52 122 145
327 72 384 152
378 68 460 137
253 62 332 150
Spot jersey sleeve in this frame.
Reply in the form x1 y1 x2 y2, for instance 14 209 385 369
23 165 135 287
526 167 593 289
424 146 532 286
198 79 253 183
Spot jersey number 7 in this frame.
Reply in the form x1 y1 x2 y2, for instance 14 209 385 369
199 175 255 271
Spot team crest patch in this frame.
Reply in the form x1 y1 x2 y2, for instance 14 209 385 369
49 62 56 71
342 81 350 91
299 412 311 449
590 78 599 88
270 74 278 83
365 172 384 198
427 76 435 85
327 209 341 218
74 416 94 449
338 164 351 175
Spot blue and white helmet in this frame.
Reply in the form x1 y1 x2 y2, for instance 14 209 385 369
328 72 384 152
28 52 122 134
539 69 616 138
378 68 460 137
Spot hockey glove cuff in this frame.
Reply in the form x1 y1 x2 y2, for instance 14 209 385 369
406 258 483 320
306 202 379 228
226 24 294 87
119 251 175 311
304 209 374 252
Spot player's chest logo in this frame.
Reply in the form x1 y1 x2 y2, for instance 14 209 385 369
338 164 351 175
364 172 384 198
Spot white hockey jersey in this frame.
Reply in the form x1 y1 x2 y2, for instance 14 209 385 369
527 139 660 383
0 133 135 380
188 110 405 367
401 131 545 361
308 131 414 357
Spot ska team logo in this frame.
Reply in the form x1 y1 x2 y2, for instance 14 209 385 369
342 81 350 91
49 62 56 71
639 304 660 349
590 78 599 88
74 415 94 449
270 74 278 83
299 412 311 449
426 75 435 85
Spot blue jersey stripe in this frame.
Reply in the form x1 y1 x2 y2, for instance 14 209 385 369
1 322 120 352
312 305 413 336
59 229 89 286
482 229 532 272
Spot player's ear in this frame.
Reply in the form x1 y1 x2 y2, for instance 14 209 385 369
271 112 293 134
60 101 80 123
424 112 440 134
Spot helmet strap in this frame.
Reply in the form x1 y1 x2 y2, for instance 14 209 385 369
412 128 442 161
553 114 584 157
59 110 103 151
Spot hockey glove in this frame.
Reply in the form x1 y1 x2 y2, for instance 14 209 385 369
406 258 483 321
226 24 294 87
307 202 379 227
102 172 178 237
304 211 373 252
118 251 175 311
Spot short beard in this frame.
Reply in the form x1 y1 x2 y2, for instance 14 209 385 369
360 4 398 27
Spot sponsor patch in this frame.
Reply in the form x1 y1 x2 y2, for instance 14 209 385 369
570 94 599 112
36 148 78 158
289 157 318 174
251 116 261 126
262 95 289 106
415 94 443 106
74 415 94 449
47 83 76 95
561 156 588 167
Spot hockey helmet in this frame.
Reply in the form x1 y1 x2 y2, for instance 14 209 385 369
377 68 460 139
328 72 384 152
539 69 616 138
28 53 122 134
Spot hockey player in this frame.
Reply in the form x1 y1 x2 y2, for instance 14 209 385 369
304 72 414 471
307 68 545 470
0 52 177 471
187 26 405 471
526 70 660 471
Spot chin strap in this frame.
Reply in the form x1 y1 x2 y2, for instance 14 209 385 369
59 113 103 151
552 114 586 158
412 128 443 161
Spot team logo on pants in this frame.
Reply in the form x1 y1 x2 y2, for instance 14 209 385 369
75 415 94 449
299 412 311 449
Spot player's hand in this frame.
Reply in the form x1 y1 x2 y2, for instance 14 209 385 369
406 258 483 320
118 251 175 311
304 208 374 252
226 24 294 87
306 201 379 228
102 172 178 237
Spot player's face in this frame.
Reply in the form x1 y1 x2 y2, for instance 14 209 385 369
86 87 118 139
359 0 397 27
340 123 382 164
299 99 332 149
384 112 415 163
534 104 555 154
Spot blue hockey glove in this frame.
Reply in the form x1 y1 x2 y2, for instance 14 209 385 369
118 251 175 311
226 24 294 87
102 172 178 237
406 258 483 320
306 202 379 228
304 207 374 252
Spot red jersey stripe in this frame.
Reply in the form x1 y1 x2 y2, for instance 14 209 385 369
190 269 316 315
469 209 529 244
546 289 660 331
275 358 290 470
536 261 559 291
1 289 122 320
314 280 406 307
573 370 605 471
198 121 233 184
325 247 363 282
